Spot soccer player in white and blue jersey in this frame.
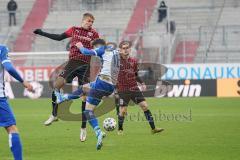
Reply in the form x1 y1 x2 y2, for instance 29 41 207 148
0 45 33 160
55 39 119 150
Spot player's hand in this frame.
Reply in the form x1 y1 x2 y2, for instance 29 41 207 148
23 81 34 92
33 29 43 35
75 42 83 48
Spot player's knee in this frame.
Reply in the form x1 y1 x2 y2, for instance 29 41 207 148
120 107 127 116
5 125 18 134
82 84 90 93
81 95 86 101
54 77 65 89
85 102 95 110
139 101 148 111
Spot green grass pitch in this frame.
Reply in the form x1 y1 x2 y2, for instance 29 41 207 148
0 98 240 160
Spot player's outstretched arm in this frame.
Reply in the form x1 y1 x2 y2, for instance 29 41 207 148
75 42 104 56
2 62 34 92
33 29 68 41
0 45 33 92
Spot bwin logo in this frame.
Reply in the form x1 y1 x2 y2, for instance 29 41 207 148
155 80 202 97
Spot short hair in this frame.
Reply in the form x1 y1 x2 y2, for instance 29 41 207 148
83 13 95 20
106 42 117 50
119 40 132 48
92 38 106 46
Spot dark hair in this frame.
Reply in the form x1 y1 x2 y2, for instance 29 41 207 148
106 42 117 50
92 38 106 46
83 13 95 20
119 40 132 48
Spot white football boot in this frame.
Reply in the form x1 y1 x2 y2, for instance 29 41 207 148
44 115 58 126
80 128 87 142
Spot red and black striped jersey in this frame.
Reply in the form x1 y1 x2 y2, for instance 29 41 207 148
65 26 99 63
117 57 139 92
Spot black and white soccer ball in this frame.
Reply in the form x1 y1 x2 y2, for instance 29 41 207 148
103 117 116 131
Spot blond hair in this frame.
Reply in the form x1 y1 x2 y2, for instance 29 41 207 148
83 13 95 20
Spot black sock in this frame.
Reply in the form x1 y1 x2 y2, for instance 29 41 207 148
144 110 155 130
81 101 87 128
118 115 125 131
51 91 58 117
115 97 120 116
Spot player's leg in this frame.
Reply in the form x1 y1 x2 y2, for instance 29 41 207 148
44 61 72 125
117 92 131 134
45 60 80 125
84 101 105 150
55 84 90 104
54 61 90 103
118 106 128 135
44 91 59 126
75 63 90 142
135 93 164 134
80 96 87 142
44 76 70 126
84 78 114 150
53 85 89 142
114 92 120 115
51 91 58 117
6 125 23 160
0 98 22 160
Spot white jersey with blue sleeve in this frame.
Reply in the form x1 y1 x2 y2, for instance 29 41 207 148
80 46 120 84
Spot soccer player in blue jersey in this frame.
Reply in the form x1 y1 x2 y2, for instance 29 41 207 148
0 45 33 160
55 38 119 150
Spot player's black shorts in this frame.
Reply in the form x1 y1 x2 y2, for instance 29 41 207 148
118 88 146 107
59 59 90 85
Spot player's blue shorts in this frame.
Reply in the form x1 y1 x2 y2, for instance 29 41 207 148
87 77 115 106
0 97 16 127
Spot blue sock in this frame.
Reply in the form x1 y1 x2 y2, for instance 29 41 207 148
9 133 22 160
84 110 101 136
66 94 80 100
66 87 83 100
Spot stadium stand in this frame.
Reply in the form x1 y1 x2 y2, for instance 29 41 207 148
143 0 240 63
33 0 138 51
13 0 53 52
0 0 35 49
1 0 239 64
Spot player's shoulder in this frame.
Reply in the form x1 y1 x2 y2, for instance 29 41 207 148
69 26 77 30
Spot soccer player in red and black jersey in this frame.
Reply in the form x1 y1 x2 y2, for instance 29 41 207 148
116 41 164 135
33 13 99 141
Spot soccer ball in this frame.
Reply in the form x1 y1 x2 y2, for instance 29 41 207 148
103 118 116 131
